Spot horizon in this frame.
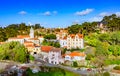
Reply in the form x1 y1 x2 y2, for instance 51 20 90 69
0 0 120 28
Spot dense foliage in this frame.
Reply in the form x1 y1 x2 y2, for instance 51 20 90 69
42 40 60 48
68 14 120 35
44 34 56 39
0 41 27 63
85 31 120 68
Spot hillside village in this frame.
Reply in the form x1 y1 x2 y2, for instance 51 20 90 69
1 14 120 75
0 26 85 65
1 0 120 75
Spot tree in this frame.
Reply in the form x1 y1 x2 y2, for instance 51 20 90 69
0 41 27 63
110 31 120 45
53 42 60 48
42 40 60 48
108 45 120 56
0 28 7 41
98 33 110 42
73 61 78 67
68 24 81 34
44 34 56 39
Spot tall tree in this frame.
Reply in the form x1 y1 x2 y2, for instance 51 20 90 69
0 41 27 63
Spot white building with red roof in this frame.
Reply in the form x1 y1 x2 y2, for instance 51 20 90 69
59 34 84 49
7 27 44 45
7 27 44 56
48 48 64 64
64 51 86 61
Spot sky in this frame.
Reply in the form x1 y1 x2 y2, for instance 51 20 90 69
0 0 120 28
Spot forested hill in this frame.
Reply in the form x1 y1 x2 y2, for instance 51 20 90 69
0 14 120 42
0 23 44 42
68 14 120 35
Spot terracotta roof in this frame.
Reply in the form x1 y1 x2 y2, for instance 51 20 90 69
63 36 67 40
59 36 67 40
77 34 83 38
41 46 53 52
65 51 85 57
68 34 83 39
28 38 39 40
50 48 61 52
63 46 67 48
35 44 40 47
25 45 35 48
24 41 33 43
0 42 5 45
17 35 30 38
69 34 75 38
8 37 23 39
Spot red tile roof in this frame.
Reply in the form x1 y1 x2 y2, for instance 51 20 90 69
69 34 83 39
28 38 39 40
65 51 85 57
17 35 30 38
41 46 53 52
25 45 35 48
0 42 5 45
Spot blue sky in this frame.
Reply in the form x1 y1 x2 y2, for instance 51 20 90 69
0 0 120 28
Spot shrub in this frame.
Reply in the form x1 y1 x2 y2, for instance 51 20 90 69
73 61 78 67
113 66 120 70
103 72 110 76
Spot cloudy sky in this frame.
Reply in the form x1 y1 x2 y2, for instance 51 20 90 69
0 0 120 28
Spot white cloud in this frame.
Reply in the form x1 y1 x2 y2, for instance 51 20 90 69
99 12 111 17
43 11 51 16
99 12 120 17
75 8 94 16
18 11 27 15
116 12 120 17
89 17 103 22
39 11 58 16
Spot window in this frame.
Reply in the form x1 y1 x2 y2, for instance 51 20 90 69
52 54 55 56
51 61 54 64
34 52 37 54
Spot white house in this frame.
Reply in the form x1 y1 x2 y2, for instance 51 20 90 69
48 48 64 64
59 37 67 48
8 38 25 44
7 27 43 54
59 34 84 49
38 36 44 44
64 51 86 61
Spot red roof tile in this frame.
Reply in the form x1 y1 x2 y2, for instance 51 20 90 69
65 51 85 57
17 35 30 38
41 46 53 52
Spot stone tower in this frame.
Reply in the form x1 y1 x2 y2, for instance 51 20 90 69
29 27 34 38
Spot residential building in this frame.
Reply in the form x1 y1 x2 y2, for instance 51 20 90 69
38 36 44 44
59 34 84 49
56 29 68 40
7 27 44 56
40 46 53 61
64 51 86 61
7 27 43 45
48 48 64 64
8 37 25 44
